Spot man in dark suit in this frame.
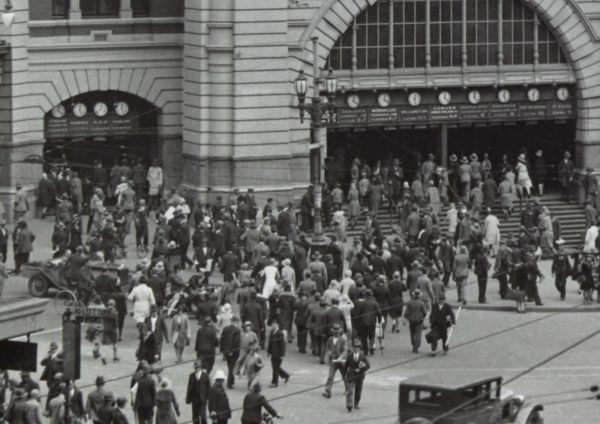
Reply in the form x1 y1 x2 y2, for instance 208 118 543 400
344 342 370 412
403 289 427 353
309 299 328 364
144 304 169 360
111 396 130 424
40 342 62 389
208 370 231 424
186 360 211 424
240 382 280 424
558 150 575 201
324 298 346 335
240 292 265 348
294 292 310 353
0 220 8 263
428 292 456 356
195 317 219 374
134 365 156 424
354 290 381 356
219 248 240 283
219 316 241 388
266 319 290 388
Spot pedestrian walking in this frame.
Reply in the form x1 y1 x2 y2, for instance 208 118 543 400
134 365 156 424
427 293 456 356
452 245 470 304
219 316 241 388
240 383 280 424
195 317 219 374
403 289 427 354
145 304 170 360
171 304 191 363
155 378 180 424
267 319 290 388
244 346 264 390
344 342 370 412
474 246 490 304
551 244 571 301
208 370 231 424
322 323 347 399
186 360 211 424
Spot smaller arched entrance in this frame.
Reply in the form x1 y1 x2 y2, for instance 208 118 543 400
44 91 159 173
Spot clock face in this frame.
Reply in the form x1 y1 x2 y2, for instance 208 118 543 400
438 91 451 105
497 89 511 103
408 92 421 107
93 102 109 117
72 103 87 118
556 87 569 101
51 105 66 119
527 88 540 103
346 94 360 109
468 90 481 105
377 93 391 108
115 101 130 116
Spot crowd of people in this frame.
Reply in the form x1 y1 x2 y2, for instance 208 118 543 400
2 145 600 424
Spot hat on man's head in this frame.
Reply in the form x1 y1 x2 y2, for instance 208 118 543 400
412 289 422 298
95 376 106 386
214 370 227 381
331 323 342 333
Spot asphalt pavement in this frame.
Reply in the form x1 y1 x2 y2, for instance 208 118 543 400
3 217 600 424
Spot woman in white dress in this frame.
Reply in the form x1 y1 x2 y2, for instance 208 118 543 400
515 153 532 199
127 276 156 329
260 258 280 300
482 208 501 257
339 294 354 341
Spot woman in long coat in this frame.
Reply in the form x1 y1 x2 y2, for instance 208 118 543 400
347 183 360 228
171 305 190 363
38 173 55 217
538 207 555 258
368 178 383 214
155 378 180 424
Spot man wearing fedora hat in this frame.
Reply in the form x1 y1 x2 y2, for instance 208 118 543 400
186 360 211 424
5 387 28 422
403 290 427 353
322 323 348 399
208 370 231 424
558 150 575 202
195 316 219 374
266 319 290 387
344 341 370 412
427 292 456 356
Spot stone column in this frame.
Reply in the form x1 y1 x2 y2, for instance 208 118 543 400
120 0 133 18
69 0 81 20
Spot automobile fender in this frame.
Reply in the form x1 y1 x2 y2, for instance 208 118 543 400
512 404 544 424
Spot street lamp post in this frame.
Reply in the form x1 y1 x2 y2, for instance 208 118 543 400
294 36 338 252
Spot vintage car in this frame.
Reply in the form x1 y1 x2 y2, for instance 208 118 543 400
399 372 543 424
21 259 130 297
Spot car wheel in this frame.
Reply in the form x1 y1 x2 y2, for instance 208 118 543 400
28 274 49 297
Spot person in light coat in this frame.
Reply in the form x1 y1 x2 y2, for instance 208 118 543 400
482 208 501 257
128 276 156 328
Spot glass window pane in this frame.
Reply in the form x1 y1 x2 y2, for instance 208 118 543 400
53 0 69 17
441 45 451 66
441 23 451 44
549 43 559 63
503 44 513 64
432 1 440 21
368 47 378 68
488 22 498 42
513 44 523 64
502 0 512 20
405 2 415 21
452 23 461 44
477 0 487 20
467 0 476 20
514 0 523 20
379 47 389 68
357 25 366 46
416 46 426 67
329 49 340 70
416 23 426 44
406 23 415 44
98 0 118 15
488 0 498 19
394 47 404 67
538 43 548 64
477 23 487 43
341 30 353 46
488 43 498 65
368 25 378 45
367 6 378 23
467 45 477 66
514 21 523 42
357 48 367 69
431 23 440 44
379 1 390 22
394 25 404 45
477 45 487 65
394 3 404 22
405 46 415 67
502 22 512 42
431 45 441 67
341 48 352 69
380 24 389 45
416 1 426 21
442 0 451 21
452 0 462 21
452 45 462 66
467 22 477 43
524 21 534 42
524 43 533 63
132 0 150 17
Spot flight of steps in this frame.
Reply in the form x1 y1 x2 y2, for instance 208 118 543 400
334 194 586 250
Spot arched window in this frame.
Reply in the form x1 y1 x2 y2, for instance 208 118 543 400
327 0 566 71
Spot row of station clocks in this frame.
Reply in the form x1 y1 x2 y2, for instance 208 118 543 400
345 86 571 109
50 101 130 119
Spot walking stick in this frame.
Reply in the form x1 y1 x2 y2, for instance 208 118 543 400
444 306 462 350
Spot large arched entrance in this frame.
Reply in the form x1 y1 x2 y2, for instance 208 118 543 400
44 91 159 175
320 0 578 185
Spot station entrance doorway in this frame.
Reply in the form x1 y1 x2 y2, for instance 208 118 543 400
328 119 576 186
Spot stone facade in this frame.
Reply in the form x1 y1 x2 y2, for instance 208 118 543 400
1 0 600 216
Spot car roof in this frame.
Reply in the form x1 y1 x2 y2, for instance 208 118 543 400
400 371 503 391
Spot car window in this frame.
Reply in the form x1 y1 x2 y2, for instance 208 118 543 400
408 389 443 407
